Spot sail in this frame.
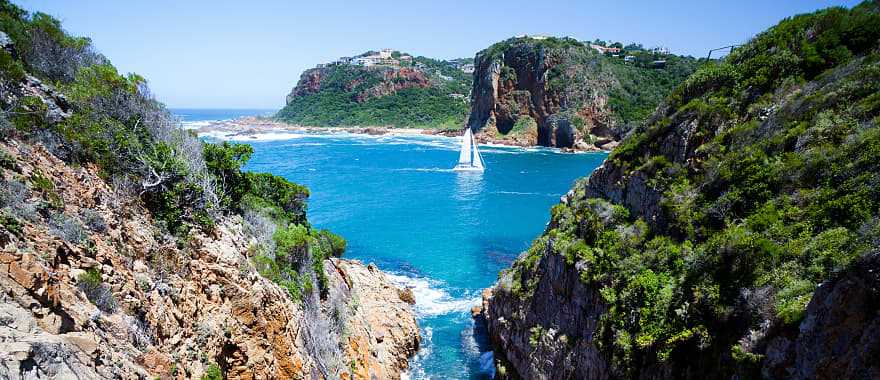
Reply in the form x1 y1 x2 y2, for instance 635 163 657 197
472 132 484 169
458 128 472 165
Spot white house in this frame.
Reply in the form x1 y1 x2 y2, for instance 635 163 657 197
353 56 378 66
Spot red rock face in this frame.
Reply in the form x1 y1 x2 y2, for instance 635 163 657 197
354 67 430 103
467 41 615 149
286 67 327 105
293 68 325 97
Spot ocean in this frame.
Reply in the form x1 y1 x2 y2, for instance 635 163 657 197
171 108 275 129
178 110 607 379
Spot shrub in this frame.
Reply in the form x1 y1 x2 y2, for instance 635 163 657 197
0 209 22 237
49 212 87 244
80 208 107 233
201 363 222 380
77 268 116 313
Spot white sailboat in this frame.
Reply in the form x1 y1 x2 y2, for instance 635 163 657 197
453 128 485 172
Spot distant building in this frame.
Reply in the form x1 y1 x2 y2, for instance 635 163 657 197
591 44 621 55
353 56 378 66
379 48 393 59
652 47 670 55
652 60 667 68
461 63 475 74
624 55 636 63
400 55 413 62
448 93 467 99
337 56 352 64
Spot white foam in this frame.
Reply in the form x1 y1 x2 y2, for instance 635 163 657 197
392 167 456 173
197 130 308 142
493 190 557 197
386 273 480 317
180 120 213 129
401 326 433 380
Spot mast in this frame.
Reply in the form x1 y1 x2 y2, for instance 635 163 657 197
458 128 472 165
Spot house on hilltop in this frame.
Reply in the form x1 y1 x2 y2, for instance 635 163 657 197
591 44 621 54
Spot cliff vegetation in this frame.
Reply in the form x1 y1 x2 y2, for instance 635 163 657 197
484 2 880 379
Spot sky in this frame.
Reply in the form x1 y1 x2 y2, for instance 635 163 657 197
15 0 863 109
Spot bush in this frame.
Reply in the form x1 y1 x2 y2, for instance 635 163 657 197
0 209 22 237
80 208 106 233
201 363 222 380
49 212 87 244
77 268 116 313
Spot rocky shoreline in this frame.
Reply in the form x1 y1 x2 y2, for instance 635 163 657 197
194 117 609 153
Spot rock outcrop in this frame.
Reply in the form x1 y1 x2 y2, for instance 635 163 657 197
763 253 880 380
467 37 697 149
0 140 419 379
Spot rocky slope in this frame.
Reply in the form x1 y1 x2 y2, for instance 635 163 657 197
480 3 880 379
0 129 419 380
277 51 472 129
467 37 698 150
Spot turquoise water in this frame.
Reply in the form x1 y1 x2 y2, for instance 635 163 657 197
181 111 607 378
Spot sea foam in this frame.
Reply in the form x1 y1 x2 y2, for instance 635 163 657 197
386 273 480 317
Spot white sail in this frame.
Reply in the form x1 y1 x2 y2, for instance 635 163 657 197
472 132 484 169
458 128 472 165
453 127 485 172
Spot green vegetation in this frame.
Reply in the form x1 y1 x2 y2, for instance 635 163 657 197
276 52 471 128
511 115 536 135
0 0 345 305
201 363 222 380
502 2 880 377
605 54 699 124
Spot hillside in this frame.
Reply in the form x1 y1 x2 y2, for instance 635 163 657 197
0 2 418 379
468 36 699 149
480 2 880 379
276 50 472 129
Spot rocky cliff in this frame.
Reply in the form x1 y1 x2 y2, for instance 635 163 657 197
277 51 472 129
0 139 419 379
0 3 419 378
467 37 698 150
481 2 880 379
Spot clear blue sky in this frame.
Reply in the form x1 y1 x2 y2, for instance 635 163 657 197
15 0 862 109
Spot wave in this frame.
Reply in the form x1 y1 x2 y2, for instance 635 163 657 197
180 120 214 129
198 130 309 142
385 273 480 317
392 167 456 173
492 190 559 197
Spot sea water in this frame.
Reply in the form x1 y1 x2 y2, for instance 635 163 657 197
181 110 607 379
